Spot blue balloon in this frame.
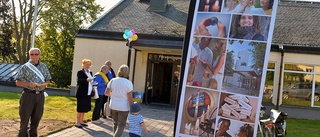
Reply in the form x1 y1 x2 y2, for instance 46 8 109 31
124 29 130 35
126 31 133 38
123 33 128 39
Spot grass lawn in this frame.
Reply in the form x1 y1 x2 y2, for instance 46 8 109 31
263 97 320 107
257 118 320 137
0 91 94 123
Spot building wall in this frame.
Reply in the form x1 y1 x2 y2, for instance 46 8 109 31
71 38 128 95
268 51 320 106
71 37 320 107
132 50 148 92
71 38 148 96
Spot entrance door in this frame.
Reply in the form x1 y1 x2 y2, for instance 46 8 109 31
151 62 172 104
145 54 182 105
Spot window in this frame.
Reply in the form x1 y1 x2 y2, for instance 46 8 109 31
282 64 320 107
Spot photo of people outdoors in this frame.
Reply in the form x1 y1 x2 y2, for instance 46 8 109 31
198 0 223 12
223 40 266 96
194 13 231 38
229 14 271 41
222 0 239 13
179 87 219 136
215 117 254 137
187 37 227 91
221 0 274 15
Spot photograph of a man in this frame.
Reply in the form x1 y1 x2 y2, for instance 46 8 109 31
191 37 213 84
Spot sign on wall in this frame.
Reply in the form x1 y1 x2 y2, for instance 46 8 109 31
174 0 279 136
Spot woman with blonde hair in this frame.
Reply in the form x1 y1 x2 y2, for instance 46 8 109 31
105 64 133 137
75 59 94 128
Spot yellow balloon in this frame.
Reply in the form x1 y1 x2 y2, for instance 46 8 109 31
132 34 138 41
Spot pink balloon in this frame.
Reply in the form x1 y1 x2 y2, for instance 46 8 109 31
131 29 136 35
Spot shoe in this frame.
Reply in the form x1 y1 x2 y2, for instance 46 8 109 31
92 120 102 124
102 116 107 119
80 123 88 127
75 124 83 128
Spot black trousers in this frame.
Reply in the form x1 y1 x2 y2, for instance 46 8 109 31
92 95 105 120
18 91 45 137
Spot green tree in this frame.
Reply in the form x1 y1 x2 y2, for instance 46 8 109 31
224 50 234 75
10 0 46 64
0 0 15 63
248 42 266 76
36 0 102 88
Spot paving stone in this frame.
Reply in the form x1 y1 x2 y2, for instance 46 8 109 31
47 104 175 137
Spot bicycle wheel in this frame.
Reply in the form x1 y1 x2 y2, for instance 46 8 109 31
264 126 275 137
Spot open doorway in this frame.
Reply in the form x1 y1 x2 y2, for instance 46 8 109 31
145 54 181 105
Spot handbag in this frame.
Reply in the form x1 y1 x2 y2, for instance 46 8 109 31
104 97 111 116
90 88 95 97
92 86 99 99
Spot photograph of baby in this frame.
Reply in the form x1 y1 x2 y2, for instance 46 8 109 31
193 13 231 38
179 87 220 136
187 37 227 91
222 40 267 96
215 117 255 137
221 0 274 15
198 0 223 12
229 14 271 41
217 92 259 123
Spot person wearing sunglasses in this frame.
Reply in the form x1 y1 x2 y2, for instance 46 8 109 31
15 48 51 137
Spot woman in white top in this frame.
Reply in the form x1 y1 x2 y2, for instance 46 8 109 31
203 39 226 90
105 64 133 137
222 0 239 13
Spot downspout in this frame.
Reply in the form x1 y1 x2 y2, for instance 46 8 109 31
276 44 284 110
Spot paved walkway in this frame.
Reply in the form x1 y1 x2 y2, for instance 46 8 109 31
46 102 320 137
47 104 176 137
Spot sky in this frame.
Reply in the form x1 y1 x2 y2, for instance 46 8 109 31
96 0 122 14
12 0 122 27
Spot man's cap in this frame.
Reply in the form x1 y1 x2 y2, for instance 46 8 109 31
131 102 142 113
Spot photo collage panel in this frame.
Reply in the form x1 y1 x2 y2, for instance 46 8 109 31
177 0 276 136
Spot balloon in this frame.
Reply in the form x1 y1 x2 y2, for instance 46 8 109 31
123 34 128 39
128 38 132 42
131 29 136 35
126 31 133 38
124 29 130 35
132 34 138 41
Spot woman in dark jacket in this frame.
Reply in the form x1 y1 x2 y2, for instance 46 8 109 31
75 59 94 128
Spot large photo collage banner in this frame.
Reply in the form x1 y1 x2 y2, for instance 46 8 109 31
175 0 278 137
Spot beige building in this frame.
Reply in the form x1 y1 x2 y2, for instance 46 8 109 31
71 0 320 107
